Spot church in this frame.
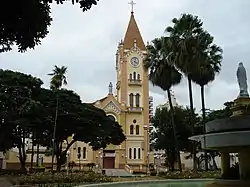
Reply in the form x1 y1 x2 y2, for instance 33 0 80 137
0 5 152 172
68 8 151 171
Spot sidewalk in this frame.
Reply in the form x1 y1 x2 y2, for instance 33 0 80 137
0 177 12 187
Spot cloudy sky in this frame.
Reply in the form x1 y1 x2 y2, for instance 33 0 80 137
1 0 250 112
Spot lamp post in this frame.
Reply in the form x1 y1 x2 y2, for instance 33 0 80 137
66 150 70 175
147 152 150 176
154 155 160 175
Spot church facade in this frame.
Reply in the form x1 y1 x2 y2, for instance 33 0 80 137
68 11 150 171
1 11 151 171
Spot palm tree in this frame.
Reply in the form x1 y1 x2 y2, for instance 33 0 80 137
48 65 68 170
165 14 209 170
144 37 183 171
48 65 68 90
191 33 223 170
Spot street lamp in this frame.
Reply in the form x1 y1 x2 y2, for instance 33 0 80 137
147 152 150 176
66 150 70 175
154 155 160 175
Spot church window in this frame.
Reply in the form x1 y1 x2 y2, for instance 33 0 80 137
135 125 139 135
83 147 86 159
129 73 132 80
108 115 115 121
129 148 132 159
130 125 134 135
135 93 140 107
138 148 141 159
133 72 136 80
129 93 134 106
77 147 81 154
137 74 140 80
133 148 137 159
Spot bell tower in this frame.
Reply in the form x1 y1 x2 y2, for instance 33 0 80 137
115 2 150 168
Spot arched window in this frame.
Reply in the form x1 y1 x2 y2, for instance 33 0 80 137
137 74 140 80
135 125 139 135
129 73 132 80
130 125 134 135
138 148 141 159
129 93 134 107
135 93 140 107
83 147 86 159
77 147 81 154
133 148 137 159
129 148 132 159
133 72 136 80
77 147 81 159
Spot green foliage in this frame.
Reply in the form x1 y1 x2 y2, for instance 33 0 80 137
151 106 200 151
151 105 201 170
8 172 112 185
0 69 125 170
0 0 99 53
0 169 28 176
144 37 182 91
205 101 233 123
158 170 220 179
48 65 68 90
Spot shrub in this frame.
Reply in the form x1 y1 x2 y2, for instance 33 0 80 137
0 169 27 176
8 171 113 185
150 171 157 176
29 167 46 173
158 170 221 179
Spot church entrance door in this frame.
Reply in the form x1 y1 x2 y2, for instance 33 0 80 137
103 150 115 169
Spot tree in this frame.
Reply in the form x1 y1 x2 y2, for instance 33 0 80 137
48 65 68 90
0 0 100 53
191 31 223 170
144 37 183 171
165 13 213 170
0 69 126 170
151 106 196 171
48 65 68 170
0 69 43 170
36 88 126 171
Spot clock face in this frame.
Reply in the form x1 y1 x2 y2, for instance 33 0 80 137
130 57 140 67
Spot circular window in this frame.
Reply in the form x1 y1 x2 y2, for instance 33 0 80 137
108 115 116 121
133 119 136 123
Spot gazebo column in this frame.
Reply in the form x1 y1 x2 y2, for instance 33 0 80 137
239 149 250 180
221 151 230 176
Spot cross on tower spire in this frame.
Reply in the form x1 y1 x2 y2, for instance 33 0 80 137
128 0 136 14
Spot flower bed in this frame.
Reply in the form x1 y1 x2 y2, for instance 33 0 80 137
158 170 221 179
7 171 113 185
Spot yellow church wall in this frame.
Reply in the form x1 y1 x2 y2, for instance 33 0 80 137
69 141 95 164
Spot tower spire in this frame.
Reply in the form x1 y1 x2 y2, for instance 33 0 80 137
128 0 136 14
123 2 146 50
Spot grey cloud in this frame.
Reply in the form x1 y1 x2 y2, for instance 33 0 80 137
1 0 250 111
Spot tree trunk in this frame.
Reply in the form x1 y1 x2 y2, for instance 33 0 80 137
56 154 61 172
51 96 59 170
187 76 197 170
201 85 208 171
30 136 34 169
167 89 182 172
36 144 40 167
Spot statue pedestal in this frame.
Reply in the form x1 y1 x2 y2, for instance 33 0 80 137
231 97 250 116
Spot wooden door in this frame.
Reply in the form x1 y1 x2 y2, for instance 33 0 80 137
103 157 115 169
